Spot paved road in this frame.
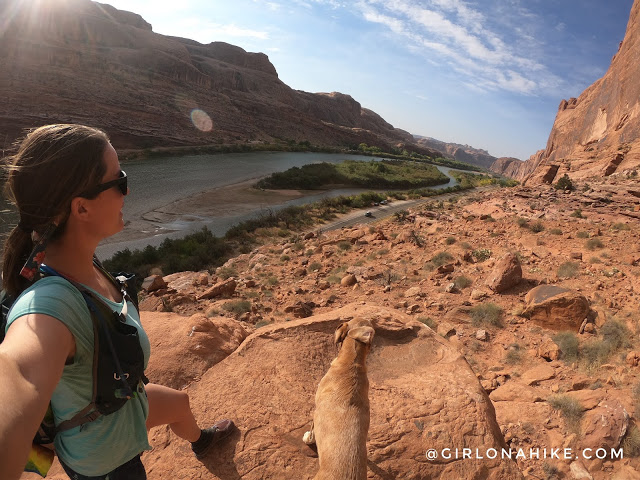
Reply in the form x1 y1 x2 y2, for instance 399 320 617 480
319 185 497 232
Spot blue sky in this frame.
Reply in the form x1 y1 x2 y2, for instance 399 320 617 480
104 0 634 160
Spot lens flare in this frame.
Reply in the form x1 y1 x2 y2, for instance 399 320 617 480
190 109 213 132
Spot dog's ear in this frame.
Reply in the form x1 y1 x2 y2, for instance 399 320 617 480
348 326 375 344
334 322 350 345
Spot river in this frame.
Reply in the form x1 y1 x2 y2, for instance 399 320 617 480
0 151 462 259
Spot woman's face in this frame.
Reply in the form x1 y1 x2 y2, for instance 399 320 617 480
87 143 128 239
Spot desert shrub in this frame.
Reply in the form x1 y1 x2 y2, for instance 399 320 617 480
308 262 322 271
557 261 579 279
542 462 560 479
454 275 473 289
266 276 279 286
589 256 602 264
622 425 640 457
431 251 454 267
218 266 238 279
472 248 492 262
223 300 252 315
255 320 271 328
418 317 437 329
394 210 410 222
530 221 545 233
505 344 522 364
460 242 472 250
445 236 457 245
547 395 584 432
554 174 575 191
280 254 291 262
549 228 563 235
580 321 630 369
576 231 590 238
337 240 352 251
516 217 530 228
612 222 631 231
553 331 579 363
586 238 603 250
571 209 585 218
470 303 503 328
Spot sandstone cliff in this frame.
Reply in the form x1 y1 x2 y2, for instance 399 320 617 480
513 0 640 185
0 0 429 154
414 136 510 169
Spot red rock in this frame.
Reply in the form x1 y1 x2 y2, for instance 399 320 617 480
142 274 167 292
523 285 591 330
149 304 522 479
485 253 522 293
579 399 629 453
198 278 237 300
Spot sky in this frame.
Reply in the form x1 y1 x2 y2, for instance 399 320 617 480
103 0 635 160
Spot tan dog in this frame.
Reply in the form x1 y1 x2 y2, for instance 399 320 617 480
303 317 375 480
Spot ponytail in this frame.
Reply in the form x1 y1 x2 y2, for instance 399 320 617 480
2 226 35 297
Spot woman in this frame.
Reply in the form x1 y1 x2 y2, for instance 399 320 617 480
0 124 234 480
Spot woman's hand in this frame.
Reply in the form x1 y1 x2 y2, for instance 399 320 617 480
0 314 74 480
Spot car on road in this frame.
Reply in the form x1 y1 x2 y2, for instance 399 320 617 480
380 200 388 205
365 211 373 217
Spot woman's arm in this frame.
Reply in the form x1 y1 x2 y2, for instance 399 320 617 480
0 314 74 480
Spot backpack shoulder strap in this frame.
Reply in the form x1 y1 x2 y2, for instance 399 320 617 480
39 266 135 434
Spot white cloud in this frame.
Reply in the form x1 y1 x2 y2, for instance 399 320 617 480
353 0 561 96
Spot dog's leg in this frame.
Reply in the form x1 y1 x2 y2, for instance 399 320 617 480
302 421 316 445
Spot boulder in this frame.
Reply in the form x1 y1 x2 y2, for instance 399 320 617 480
522 285 591 330
144 304 523 479
485 253 522 293
283 301 314 318
537 337 560 361
340 274 357 287
142 312 248 390
579 399 629 454
198 278 237 300
489 382 544 403
142 274 168 292
520 364 556 386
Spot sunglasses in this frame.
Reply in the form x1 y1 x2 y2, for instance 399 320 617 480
79 170 128 198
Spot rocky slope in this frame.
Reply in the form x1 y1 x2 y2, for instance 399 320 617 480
492 0 640 184
27 176 640 480
415 135 520 169
0 0 434 155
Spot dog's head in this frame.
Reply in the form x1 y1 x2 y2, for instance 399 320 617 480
334 317 375 347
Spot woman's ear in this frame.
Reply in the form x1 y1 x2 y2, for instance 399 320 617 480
69 197 89 221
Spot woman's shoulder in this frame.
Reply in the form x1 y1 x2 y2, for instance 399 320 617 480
8 276 88 324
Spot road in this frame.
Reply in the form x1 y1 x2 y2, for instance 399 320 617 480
318 185 497 232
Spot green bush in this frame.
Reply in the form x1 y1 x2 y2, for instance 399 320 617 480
445 236 457 245
554 174 575 191
218 266 238 279
576 231 590 239
469 303 503 328
516 217 530 228
557 261 579 279
553 331 579 363
549 228 563 235
472 249 492 262
571 209 585 218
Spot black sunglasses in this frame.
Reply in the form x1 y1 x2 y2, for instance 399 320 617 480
79 171 128 198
